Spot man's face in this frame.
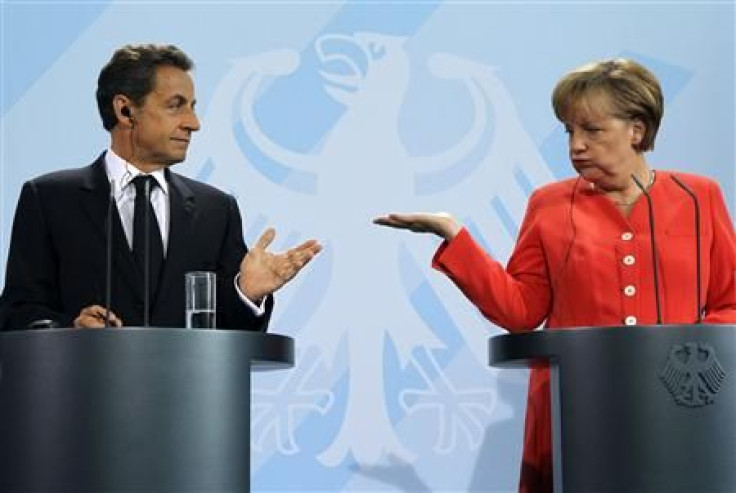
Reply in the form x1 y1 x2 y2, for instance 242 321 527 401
129 65 200 169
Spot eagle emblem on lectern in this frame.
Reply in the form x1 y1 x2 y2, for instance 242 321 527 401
659 342 725 408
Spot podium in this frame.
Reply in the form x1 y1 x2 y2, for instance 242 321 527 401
0 328 293 492
489 324 736 492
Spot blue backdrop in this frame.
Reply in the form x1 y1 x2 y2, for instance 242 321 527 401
2 1 734 491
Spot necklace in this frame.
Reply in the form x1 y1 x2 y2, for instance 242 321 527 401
614 169 655 206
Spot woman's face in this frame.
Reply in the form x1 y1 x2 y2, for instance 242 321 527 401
563 96 646 191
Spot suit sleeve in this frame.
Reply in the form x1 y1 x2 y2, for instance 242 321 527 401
432 191 552 332
216 195 273 331
0 181 74 329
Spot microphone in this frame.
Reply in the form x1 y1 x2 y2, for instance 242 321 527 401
105 180 115 327
670 174 703 323
143 177 151 328
632 172 662 324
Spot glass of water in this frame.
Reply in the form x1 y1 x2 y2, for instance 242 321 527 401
185 271 216 329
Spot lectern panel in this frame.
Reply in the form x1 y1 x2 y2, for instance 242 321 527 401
490 324 736 492
0 328 293 492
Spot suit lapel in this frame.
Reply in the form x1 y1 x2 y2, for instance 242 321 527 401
154 171 196 309
79 155 142 302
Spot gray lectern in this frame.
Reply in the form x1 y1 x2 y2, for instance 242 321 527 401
0 328 293 492
489 324 736 493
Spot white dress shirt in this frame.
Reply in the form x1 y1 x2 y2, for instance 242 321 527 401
103 149 264 315
105 149 169 252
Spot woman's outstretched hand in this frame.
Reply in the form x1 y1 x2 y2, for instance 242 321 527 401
373 212 461 241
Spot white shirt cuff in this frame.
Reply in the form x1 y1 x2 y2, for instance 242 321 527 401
234 273 266 316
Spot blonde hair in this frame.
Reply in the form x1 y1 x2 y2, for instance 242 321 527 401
551 59 664 151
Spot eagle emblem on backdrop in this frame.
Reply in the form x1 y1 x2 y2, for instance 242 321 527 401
182 32 555 469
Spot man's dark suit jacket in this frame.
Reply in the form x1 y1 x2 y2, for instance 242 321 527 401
0 153 273 330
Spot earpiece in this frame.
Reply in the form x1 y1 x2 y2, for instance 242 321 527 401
121 106 135 124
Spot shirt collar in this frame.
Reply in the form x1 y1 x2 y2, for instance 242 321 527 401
104 148 169 196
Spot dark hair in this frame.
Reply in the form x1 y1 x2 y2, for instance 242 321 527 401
551 58 664 151
96 44 194 131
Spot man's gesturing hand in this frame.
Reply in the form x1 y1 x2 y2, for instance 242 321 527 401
239 228 322 303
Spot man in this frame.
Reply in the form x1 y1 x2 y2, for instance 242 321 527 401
0 43 321 330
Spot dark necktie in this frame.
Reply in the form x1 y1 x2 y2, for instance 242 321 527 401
132 175 164 301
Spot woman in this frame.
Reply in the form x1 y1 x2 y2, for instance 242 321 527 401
374 59 736 492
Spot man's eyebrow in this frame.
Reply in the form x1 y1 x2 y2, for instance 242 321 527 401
163 93 196 108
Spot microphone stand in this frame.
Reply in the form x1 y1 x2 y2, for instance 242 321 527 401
143 178 151 328
632 173 662 324
670 174 703 323
105 180 115 328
